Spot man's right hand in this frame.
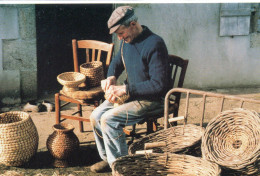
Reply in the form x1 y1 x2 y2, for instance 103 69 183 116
101 76 116 92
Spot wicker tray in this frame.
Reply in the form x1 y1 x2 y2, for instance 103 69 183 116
201 108 260 175
128 124 205 157
0 111 39 166
80 61 104 88
57 72 86 92
112 153 221 176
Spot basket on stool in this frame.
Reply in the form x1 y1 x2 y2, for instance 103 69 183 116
128 124 205 157
201 108 260 175
57 72 86 92
112 153 221 176
80 61 104 88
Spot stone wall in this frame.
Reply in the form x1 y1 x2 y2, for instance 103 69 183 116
0 5 37 104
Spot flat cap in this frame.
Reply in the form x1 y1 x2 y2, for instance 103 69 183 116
107 6 134 34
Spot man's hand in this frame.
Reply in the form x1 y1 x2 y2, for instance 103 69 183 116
101 76 116 92
106 85 127 103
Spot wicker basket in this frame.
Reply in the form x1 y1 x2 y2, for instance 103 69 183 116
57 72 86 92
80 61 104 88
0 111 39 166
201 108 260 175
104 92 130 106
128 124 204 157
112 153 221 176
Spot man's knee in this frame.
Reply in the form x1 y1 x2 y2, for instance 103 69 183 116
90 109 100 127
100 111 117 131
90 115 96 127
100 114 109 131
100 112 122 131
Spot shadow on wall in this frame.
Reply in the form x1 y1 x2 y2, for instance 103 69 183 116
36 4 112 96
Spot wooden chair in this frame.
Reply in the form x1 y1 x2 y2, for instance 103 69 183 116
55 39 114 132
124 54 189 143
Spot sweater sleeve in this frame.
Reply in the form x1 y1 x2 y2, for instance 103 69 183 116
128 40 169 98
107 46 124 79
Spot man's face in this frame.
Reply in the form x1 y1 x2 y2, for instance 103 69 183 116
115 22 136 43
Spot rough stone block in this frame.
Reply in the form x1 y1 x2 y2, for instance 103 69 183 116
19 6 36 39
3 39 37 70
20 71 37 101
0 7 19 39
0 70 21 104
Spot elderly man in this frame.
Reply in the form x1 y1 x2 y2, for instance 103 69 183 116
90 6 170 172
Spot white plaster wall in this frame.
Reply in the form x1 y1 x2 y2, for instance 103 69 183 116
114 4 260 89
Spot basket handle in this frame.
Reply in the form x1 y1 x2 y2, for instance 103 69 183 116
168 116 184 123
144 142 167 149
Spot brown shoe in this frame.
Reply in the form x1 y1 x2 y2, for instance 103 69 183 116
90 160 111 173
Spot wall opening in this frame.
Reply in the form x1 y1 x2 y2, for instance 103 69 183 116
35 4 112 96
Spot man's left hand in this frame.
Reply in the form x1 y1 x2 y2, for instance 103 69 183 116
106 85 127 103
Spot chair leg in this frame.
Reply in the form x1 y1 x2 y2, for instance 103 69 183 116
55 93 61 124
77 104 84 132
94 100 99 108
147 119 154 134
152 120 157 132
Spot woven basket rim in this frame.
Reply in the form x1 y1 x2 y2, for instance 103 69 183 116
0 111 30 127
128 124 205 155
201 108 260 172
80 61 103 68
53 123 75 132
112 153 221 176
57 72 86 83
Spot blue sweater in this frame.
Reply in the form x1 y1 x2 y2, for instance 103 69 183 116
107 26 170 101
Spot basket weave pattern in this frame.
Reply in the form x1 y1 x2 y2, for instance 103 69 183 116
80 61 104 88
57 72 86 88
46 123 79 167
0 111 39 166
104 93 130 105
201 108 260 175
112 153 221 176
129 124 204 156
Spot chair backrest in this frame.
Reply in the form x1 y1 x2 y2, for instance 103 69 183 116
72 39 114 75
168 54 189 116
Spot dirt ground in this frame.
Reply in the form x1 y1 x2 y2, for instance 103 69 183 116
0 87 260 176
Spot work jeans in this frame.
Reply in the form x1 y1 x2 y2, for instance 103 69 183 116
90 99 163 166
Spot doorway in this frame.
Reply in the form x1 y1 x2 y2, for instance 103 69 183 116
35 4 112 96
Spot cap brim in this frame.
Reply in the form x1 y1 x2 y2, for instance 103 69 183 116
109 24 120 34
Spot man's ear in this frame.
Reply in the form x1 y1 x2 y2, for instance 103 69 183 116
130 21 136 26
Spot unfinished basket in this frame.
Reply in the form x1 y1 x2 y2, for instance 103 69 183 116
0 111 39 166
201 108 260 175
57 72 86 92
80 61 104 88
104 92 130 106
128 124 204 157
112 153 221 176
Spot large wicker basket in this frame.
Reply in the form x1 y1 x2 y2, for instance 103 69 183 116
112 153 221 176
128 124 205 157
201 108 260 175
0 111 39 166
80 61 104 88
